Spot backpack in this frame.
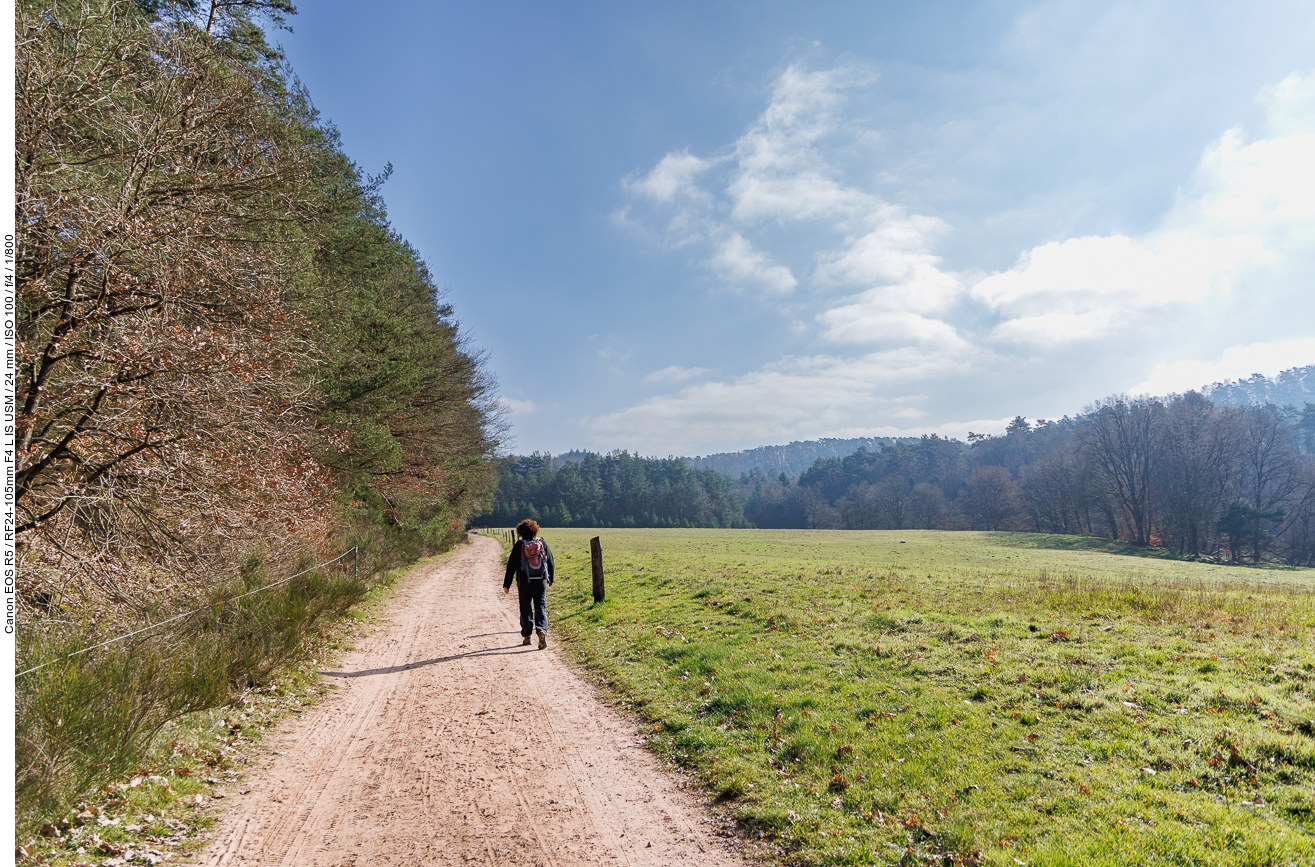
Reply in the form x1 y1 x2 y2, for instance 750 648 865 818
521 539 548 580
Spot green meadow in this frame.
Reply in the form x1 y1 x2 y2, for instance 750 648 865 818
529 528 1315 867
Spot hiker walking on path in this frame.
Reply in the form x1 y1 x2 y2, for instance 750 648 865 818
504 519 555 648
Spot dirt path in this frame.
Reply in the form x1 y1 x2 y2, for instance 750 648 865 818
196 536 752 867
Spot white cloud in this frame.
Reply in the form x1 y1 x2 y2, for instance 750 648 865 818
624 62 953 310
1172 126 1315 234
1130 337 1315 396
971 233 1245 347
760 63 847 129
1259 72 1315 137
728 169 875 225
618 64 884 272
815 247 965 346
818 307 967 348
498 398 536 415
814 210 951 288
727 65 877 223
989 309 1122 348
976 79 1315 350
585 346 981 455
808 207 965 345
645 365 711 384
606 67 1315 454
974 233 1256 318
709 232 798 294
625 149 713 203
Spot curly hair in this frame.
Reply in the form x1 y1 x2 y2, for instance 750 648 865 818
516 519 540 539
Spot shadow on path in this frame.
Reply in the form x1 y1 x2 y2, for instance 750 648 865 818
320 641 537 679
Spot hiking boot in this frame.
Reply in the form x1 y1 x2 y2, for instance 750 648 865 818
521 636 532 646
538 633 547 650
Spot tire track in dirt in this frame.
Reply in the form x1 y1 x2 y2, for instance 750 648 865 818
196 536 751 867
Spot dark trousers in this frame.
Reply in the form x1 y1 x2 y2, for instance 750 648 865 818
517 577 548 636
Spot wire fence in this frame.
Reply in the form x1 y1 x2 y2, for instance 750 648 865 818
15 547 360 679
471 527 517 545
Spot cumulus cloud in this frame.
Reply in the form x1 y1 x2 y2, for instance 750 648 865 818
972 233 1261 346
645 365 711 384
989 308 1122 348
815 251 965 343
621 62 899 297
604 66 1315 455
977 74 1315 348
498 398 536 415
1260 72 1315 137
818 307 968 348
625 149 713 203
814 210 952 287
709 232 798 294
1130 336 1315 396
586 346 982 455
727 65 877 223
618 62 957 317
1173 128 1315 235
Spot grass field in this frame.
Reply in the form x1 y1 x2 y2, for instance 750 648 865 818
522 528 1315 867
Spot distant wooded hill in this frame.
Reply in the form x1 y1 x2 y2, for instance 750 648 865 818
1203 364 1315 408
478 366 1315 564
680 437 925 477
554 437 922 478
547 367 1315 481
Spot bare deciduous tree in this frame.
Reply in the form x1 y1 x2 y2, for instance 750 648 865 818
1234 406 1303 562
16 0 331 613
908 482 945 530
1078 396 1163 545
1155 393 1241 557
961 466 1022 531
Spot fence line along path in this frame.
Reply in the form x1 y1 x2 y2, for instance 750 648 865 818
197 534 751 867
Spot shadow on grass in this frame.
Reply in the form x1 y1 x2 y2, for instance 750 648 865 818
986 532 1310 569
989 533 1172 558
553 604 600 624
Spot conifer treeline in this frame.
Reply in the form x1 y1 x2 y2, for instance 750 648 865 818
15 0 502 618
15 1 505 819
476 452 749 529
479 394 1315 565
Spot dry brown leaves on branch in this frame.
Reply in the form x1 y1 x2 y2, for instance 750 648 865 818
16 0 333 618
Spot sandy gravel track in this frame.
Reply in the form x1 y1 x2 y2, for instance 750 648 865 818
196 535 751 867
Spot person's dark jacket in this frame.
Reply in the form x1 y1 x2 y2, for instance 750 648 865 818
504 538 554 589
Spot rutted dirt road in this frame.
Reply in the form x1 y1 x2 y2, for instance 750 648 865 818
197 535 752 867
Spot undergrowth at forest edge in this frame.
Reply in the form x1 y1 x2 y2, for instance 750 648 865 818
14 665 338 866
13 540 424 854
12 545 427 864
539 528 1315 867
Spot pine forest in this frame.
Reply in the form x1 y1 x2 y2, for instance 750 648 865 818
14 0 502 818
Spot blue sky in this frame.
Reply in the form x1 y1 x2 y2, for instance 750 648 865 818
278 1 1315 457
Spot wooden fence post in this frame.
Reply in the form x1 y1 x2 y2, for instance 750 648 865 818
590 536 605 603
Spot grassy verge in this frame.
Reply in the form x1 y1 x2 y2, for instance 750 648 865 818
540 528 1315 867
14 539 457 864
